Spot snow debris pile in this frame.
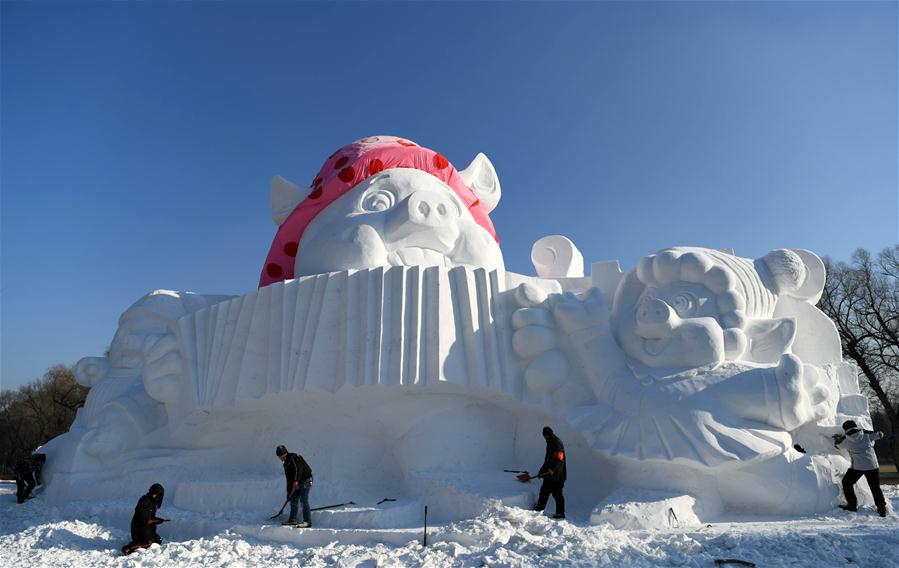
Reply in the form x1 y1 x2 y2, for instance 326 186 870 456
3 482 898 568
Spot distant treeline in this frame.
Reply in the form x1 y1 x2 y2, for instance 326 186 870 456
0 365 88 473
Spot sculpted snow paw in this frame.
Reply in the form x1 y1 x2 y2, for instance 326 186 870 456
550 288 610 338
774 354 832 431
74 356 109 387
142 334 184 404
82 409 134 458
511 283 568 394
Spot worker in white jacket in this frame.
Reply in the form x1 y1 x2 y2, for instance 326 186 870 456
833 420 887 517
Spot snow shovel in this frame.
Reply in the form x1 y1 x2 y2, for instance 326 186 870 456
269 498 291 520
513 470 534 482
376 498 397 505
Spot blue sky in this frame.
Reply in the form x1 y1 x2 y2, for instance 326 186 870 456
1 1 896 391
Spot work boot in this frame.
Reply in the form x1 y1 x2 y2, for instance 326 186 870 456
282 519 297 526
553 513 565 519
839 504 857 512
877 505 887 517
296 521 311 528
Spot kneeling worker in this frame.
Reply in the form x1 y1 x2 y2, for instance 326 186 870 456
276 445 314 527
122 483 168 555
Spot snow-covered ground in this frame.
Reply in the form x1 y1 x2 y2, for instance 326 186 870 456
2 481 897 568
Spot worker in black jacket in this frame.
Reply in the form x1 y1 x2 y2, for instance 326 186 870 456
276 445 313 527
14 453 46 504
533 426 566 519
122 483 168 555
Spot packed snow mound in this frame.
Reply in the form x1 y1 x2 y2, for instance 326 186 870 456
44 136 876 520
590 490 710 530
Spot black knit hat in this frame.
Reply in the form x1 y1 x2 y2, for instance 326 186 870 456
276 445 288 456
842 420 858 431
542 426 553 437
149 483 165 507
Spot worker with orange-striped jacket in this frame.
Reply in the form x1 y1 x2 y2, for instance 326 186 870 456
533 426 566 519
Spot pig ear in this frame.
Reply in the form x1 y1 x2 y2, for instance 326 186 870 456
458 153 501 213
789 249 826 304
744 317 796 364
759 248 826 304
270 176 313 225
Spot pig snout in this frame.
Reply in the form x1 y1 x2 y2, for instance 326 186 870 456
635 297 678 337
384 191 461 249
405 191 459 227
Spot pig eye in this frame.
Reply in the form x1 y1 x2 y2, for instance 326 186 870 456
361 189 396 212
670 293 696 317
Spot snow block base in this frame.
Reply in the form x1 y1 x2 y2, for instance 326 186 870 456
590 490 712 530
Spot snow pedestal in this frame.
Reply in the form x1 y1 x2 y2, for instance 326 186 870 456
590 490 712 529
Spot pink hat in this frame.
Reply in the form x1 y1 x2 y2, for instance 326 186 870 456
259 136 499 288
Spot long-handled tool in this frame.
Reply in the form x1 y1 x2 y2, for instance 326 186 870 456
311 501 356 512
269 498 291 520
503 469 527 473
271 500 357 520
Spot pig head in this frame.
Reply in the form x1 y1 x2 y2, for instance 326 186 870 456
269 151 504 277
611 247 826 370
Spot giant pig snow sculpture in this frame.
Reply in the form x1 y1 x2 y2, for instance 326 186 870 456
43 136 873 522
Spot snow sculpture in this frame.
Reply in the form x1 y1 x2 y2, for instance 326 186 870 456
44 136 873 523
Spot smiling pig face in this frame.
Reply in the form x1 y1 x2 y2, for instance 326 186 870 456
294 168 503 276
260 136 504 285
611 247 825 370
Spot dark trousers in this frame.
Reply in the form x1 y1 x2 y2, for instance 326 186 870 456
535 479 565 516
15 477 34 504
842 468 886 509
130 525 161 546
289 478 312 523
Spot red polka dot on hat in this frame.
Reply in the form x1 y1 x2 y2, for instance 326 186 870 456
338 167 356 183
266 263 283 278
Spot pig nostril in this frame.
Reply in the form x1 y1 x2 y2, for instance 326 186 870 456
437 203 447 216
417 202 430 216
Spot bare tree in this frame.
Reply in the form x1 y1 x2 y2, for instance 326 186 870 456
0 365 89 472
819 246 899 467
